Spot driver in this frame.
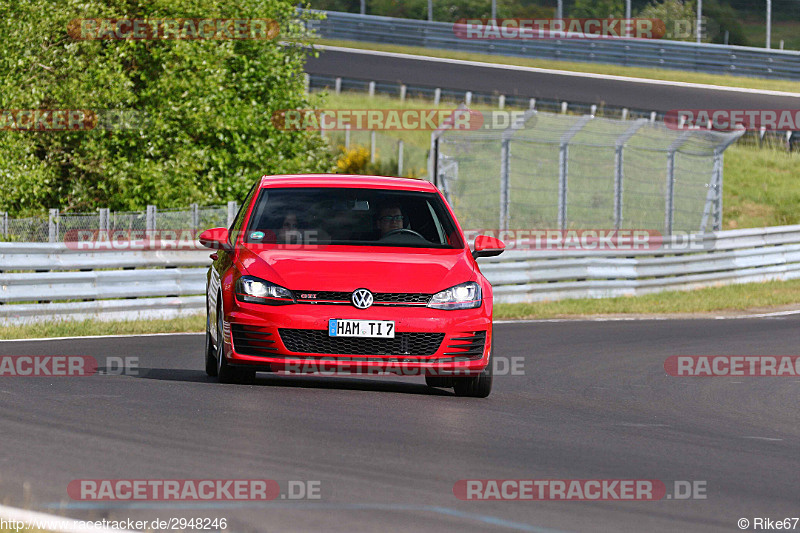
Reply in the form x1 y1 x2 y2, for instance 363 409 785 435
376 205 406 237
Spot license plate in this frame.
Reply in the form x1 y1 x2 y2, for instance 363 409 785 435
328 319 395 338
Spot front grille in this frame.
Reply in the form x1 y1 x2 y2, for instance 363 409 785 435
294 290 431 305
443 331 486 359
231 324 277 356
279 329 444 356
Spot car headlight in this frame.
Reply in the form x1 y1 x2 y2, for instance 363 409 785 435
235 275 295 305
427 281 481 310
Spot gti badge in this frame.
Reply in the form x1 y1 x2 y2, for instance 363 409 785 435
351 288 374 309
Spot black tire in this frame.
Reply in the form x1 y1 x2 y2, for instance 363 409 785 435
216 299 256 384
453 359 493 398
425 375 454 388
204 303 218 377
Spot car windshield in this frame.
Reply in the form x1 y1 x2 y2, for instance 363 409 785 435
244 187 463 248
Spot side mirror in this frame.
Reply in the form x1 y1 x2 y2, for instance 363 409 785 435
199 227 232 251
472 235 505 259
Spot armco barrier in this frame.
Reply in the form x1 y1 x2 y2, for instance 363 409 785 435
310 11 800 80
1 225 800 324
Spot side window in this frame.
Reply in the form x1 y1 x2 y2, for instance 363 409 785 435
229 183 258 246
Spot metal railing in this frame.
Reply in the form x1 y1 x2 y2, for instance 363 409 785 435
431 109 744 235
309 10 800 80
0 203 238 243
2 225 800 324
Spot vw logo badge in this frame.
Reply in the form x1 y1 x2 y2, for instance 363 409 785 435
351 288 374 309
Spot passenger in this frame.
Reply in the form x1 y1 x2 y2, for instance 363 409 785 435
277 212 301 244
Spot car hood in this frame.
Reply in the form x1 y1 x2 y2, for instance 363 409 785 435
237 245 475 293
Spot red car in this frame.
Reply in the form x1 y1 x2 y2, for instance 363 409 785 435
199 174 505 397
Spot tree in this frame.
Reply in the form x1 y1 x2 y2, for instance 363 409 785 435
570 0 625 19
0 0 334 215
637 0 702 42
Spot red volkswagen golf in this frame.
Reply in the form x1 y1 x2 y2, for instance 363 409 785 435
199 174 505 397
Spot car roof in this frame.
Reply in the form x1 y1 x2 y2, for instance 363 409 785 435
258 174 438 192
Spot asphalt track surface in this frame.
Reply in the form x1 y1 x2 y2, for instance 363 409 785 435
304 47 800 112
1 316 799 532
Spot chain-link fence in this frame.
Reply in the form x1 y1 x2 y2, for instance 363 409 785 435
0 203 238 243
431 110 744 235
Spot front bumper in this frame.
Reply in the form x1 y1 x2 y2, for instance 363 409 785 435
221 300 492 376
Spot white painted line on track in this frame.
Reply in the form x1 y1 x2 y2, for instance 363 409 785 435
0 332 203 343
496 309 800 324
314 44 800 98
0 503 138 533
743 436 783 442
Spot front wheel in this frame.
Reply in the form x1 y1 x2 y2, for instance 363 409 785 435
453 359 493 398
216 300 255 384
204 305 218 377
425 375 454 388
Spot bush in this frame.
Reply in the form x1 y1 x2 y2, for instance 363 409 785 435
0 0 336 216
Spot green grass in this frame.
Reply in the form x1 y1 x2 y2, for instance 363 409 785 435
723 143 800 229
741 18 800 51
494 279 800 319
0 315 205 340
312 38 800 94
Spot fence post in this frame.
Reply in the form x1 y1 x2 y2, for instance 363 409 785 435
48 208 59 243
497 109 536 232
500 138 510 231
397 140 404 176
614 119 648 230
334 77 341 94
434 88 441 106
191 203 199 230
370 130 376 163
665 151 676 235
465 91 472 106
664 131 692 235
498 95 505 109
712 151 723 231
146 205 156 232
558 115 593 230
1 211 7 237
400 84 407 102
99 208 109 232
227 201 237 228
368 81 375 97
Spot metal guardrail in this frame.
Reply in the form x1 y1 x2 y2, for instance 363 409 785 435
480 225 800 303
2 224 800 324
310 11 800 80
